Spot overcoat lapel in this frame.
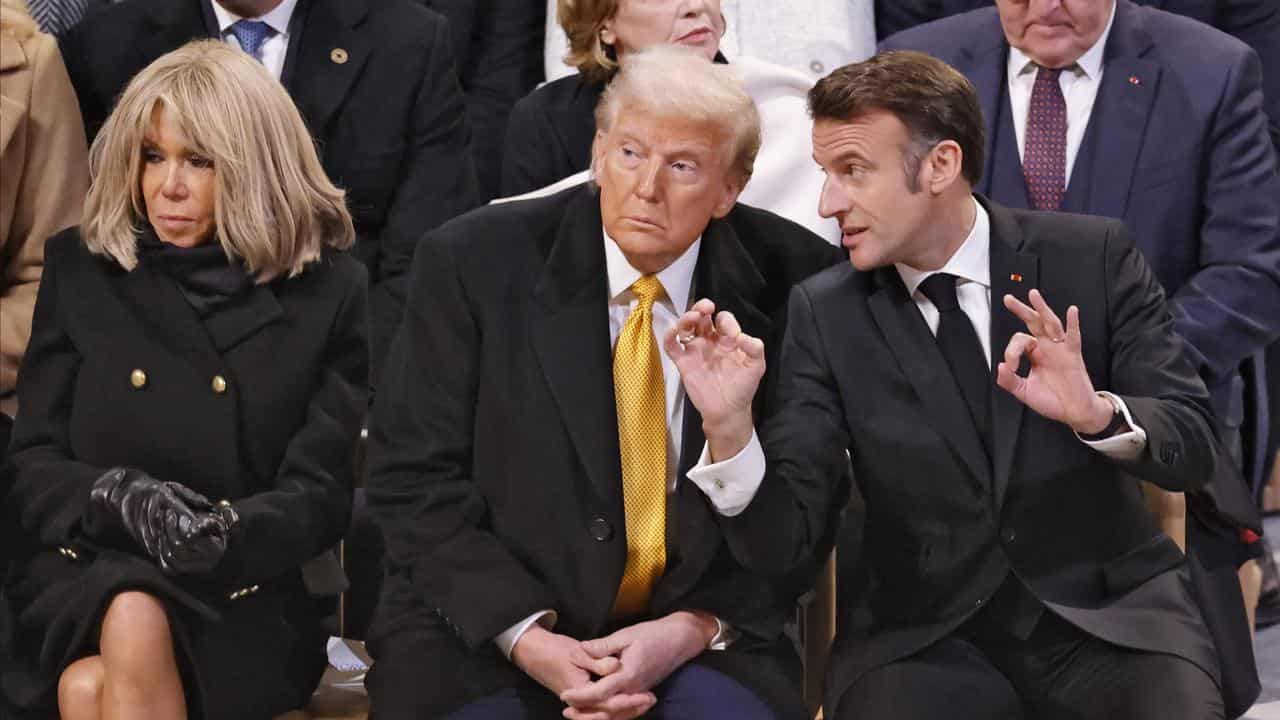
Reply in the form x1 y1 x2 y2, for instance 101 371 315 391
985 199 1039 509
529 190 624 524
868 268 991 491
285 0 372 138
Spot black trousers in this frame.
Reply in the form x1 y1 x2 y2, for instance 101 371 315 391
835 610 1224 720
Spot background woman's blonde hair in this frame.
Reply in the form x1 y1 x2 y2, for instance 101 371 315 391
0 0 38 39
82 40 354 279
595 45 761 184
558 0 621 83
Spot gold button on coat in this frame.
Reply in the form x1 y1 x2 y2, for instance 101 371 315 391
130 369 147 388
211 375 228 394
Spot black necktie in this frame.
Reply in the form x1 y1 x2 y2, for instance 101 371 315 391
918 273 992 455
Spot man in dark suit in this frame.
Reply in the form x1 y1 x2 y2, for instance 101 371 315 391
881 2 1280 704
363 47 841 719
672 51 1235 718
59 0 480 375
880 0 1280 481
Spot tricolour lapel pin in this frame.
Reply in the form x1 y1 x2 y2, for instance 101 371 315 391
1128 75 1141 86
1010 273 1023 283
331 48 349 65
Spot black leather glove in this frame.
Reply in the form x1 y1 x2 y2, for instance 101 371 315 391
84 468 232 575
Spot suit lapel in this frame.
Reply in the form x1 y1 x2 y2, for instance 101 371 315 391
988 94 1033 210
954 29 1008 199
868 268 991 491
1080 2 1160 220
985 199 1039 509
286 0 372 139
529 189 624 522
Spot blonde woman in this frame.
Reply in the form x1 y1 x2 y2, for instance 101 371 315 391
0 40 368 719
0 0 88 443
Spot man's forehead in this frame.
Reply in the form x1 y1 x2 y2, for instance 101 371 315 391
813 112 904 155
608 109 724 154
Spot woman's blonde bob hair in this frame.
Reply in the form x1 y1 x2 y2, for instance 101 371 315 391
558 0 622 83
82 40 354 279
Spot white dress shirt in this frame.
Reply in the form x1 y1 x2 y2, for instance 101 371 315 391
695 197 1148 513
496 231 736 658
211 0 297 80
543 0 875 83
1007 1 1116 186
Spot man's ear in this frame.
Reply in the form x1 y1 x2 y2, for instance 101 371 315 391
711 170 747 219
926 140 964 195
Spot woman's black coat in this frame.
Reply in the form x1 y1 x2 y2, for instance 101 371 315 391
1 229 368 719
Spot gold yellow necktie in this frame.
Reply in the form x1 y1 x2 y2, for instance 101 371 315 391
611 275 668 619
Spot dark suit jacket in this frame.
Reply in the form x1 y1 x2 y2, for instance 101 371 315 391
2 230 368 714
363 185 842 716
60 0 480 375
500 73 607 198
718 198 1230 716
885 0 1280 511
423 0 545 200
877 0 1280 131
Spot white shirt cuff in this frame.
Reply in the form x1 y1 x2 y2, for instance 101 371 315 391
686 431 766 517
494 609 557 660
708 616 739 651
1077 391 1147 461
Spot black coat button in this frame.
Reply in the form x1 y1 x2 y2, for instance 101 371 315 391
589 517 613 541
1003 528 1017 543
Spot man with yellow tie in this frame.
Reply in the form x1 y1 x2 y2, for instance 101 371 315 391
362 46 842 720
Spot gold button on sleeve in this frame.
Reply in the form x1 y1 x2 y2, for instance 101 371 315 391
130 369 147 388
211 375 228 394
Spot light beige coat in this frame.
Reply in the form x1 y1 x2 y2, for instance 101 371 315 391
0 8 87 415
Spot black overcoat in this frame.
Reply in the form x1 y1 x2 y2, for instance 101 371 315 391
362 185 844 717
0 230 369 719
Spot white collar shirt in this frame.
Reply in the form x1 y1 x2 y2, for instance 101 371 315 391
1007 1 1116 186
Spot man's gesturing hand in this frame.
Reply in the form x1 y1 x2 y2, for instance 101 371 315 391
559 611 717 720
996 289 1116 435
664 299 764 461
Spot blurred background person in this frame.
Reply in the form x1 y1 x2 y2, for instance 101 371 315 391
0 0 87 451
503 0 841 243
424 0 547 202
59 0 479 380
875 0 1280 129
545 0 875 83
0 40 367 719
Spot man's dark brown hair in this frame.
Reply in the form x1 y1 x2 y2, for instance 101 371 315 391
809 50 986 190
